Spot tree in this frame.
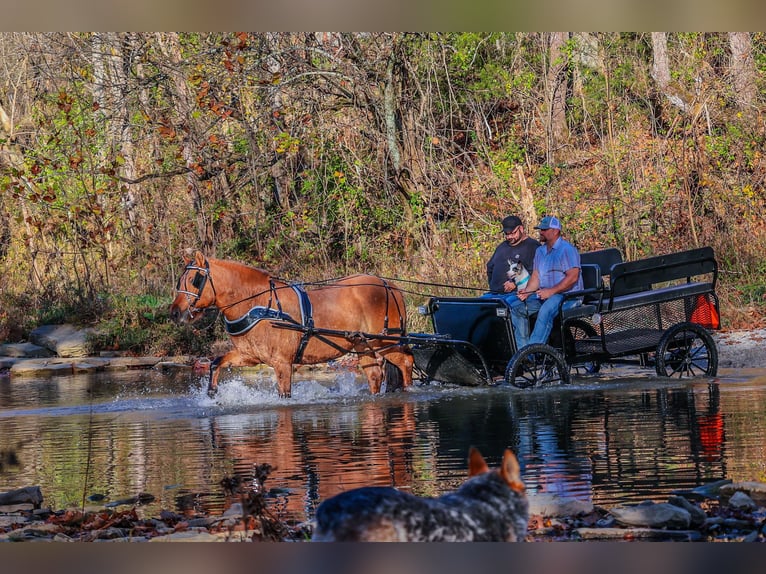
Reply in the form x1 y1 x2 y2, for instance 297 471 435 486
728 32 757 112
651 32 690 113
545 32 569 162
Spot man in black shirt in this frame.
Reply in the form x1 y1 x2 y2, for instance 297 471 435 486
484 215 540 308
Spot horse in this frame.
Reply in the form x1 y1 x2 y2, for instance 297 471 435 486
169 250 414 398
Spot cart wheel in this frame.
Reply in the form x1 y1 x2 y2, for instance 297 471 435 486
655 322 718 378
505 344 571 389
565 319 601 375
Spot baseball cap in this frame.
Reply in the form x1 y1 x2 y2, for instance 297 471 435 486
501 215 522 232
534 215 561 230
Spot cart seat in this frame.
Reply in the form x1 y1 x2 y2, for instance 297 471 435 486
602 281 714 311
580 247 623 278
560 263 602 322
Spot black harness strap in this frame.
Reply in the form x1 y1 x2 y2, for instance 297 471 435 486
291 284 314 364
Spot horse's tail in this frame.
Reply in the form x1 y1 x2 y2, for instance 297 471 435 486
384 359 404 393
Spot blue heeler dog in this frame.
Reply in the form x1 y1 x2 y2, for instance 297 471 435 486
311 448 528 542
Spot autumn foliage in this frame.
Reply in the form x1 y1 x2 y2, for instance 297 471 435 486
1 33 765 345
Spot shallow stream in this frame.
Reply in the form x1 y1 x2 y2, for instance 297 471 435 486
1 365 765 525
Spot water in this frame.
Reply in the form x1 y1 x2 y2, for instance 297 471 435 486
1 365 765 526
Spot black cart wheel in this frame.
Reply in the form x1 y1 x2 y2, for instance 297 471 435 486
655 322 718 378
505 344 571 389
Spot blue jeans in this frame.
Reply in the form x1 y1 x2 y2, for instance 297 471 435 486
481 292 524 310
511 294 581 349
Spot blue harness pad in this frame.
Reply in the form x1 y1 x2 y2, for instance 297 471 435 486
224 284 313 336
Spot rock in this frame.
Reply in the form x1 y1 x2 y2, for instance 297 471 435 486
0 342 54 358
668 495 707 528
727 491 757 511
573 527 702 541
0 515 30 528
148 530 222 542
73 359 111 373
610 501 691 529
720 482 766 507
0 486 43 507
528 493 594 517
10 360 74 377
30 324 95 357
673 478 732 501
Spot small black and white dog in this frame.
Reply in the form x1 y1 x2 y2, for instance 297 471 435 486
311 448 529 542
507 260 530 290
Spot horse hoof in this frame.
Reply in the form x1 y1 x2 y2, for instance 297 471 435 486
207 387 218 398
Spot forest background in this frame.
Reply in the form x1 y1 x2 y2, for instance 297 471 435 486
1 32 765 356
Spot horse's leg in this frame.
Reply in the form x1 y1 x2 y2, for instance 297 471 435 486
207 348 256 397
379 345 414 391
272 362 295 398
357 353 384 394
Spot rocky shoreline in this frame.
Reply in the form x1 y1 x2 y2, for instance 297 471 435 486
1 471 765 542
2 324 766 378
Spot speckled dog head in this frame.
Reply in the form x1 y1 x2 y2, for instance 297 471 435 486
311 448 528 542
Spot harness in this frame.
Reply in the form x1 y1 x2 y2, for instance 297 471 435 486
177 259 405 365
224 281 315 363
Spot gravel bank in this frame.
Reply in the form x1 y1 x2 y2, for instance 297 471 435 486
714 328 766 369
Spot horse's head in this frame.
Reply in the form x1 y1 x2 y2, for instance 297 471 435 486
170 249 217 325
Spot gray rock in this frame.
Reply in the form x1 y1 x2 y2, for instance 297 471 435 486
573 527 702 541
30 324 95 357
10 360 74 377
727 491 757 511
610 501 692 529
0 486 43 507
668 495 707 528
148 530 222 542
528 493 594 517
0 342 54 358
720 482 766 507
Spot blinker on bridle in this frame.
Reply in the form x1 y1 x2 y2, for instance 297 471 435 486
176 262 213 317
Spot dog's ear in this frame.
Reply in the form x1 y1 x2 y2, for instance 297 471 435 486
467 447 489 476
500 449 525 493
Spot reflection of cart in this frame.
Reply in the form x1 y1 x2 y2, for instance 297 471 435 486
410 246 721 388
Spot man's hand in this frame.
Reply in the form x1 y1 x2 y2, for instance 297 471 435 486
537 287 556 300
503 280 517 293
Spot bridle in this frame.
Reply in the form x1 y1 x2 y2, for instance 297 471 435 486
175 260 216 320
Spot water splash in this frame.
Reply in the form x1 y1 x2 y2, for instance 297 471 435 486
188 369 375 408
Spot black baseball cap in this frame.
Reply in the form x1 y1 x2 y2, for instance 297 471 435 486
502 216 522 232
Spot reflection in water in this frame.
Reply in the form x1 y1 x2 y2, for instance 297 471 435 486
1 368 765 524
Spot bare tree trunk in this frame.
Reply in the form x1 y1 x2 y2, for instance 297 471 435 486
728 32 756 112
546 32 569 162
0 99 45 287
651 32 689 113
155 32 212 251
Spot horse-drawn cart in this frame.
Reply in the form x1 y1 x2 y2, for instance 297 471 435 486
171 246 721 397
409 246 721 388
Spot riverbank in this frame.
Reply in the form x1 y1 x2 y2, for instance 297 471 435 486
1 468 765 542
2 327 765 378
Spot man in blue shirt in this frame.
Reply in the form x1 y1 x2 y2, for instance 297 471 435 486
511 215 583 349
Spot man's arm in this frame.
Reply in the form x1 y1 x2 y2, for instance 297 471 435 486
517 269 540 301
536 267 580 301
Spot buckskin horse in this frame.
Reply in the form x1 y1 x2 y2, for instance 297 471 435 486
169 250 414 398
